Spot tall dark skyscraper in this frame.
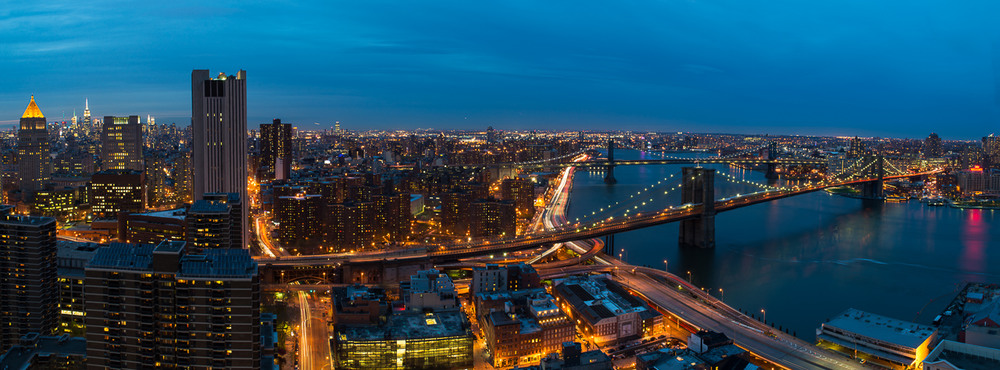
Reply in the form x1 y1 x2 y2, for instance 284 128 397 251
983 135 1000 170
923 133 942 159
101 115 144 171
191 69 248 248
18 96 51 199
260 118 293 181
0 210 58 352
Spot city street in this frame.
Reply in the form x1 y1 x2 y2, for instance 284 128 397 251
296 291 333 370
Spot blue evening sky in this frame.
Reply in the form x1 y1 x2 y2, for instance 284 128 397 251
1 1 998 139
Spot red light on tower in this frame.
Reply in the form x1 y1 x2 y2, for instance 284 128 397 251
971 166 983 172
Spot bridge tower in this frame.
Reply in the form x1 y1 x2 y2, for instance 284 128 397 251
679 167 716 248
765 142 779 179
604 139 617 184
603 234 615 255
860 155 885 199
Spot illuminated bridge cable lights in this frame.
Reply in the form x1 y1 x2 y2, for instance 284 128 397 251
571 173 680 225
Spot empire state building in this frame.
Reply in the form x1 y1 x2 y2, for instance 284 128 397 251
18 96 50 198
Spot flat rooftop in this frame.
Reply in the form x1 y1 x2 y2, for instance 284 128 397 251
129 208 187 220
821 308 936 349
339 310 470 341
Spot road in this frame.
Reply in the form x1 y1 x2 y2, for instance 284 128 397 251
297 291 333 370
605 266 866 370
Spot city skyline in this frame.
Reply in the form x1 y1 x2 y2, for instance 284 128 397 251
3 1 1000 139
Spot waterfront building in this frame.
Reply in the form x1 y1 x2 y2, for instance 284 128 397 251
101 115 144 171
816 308 937 368
18 96 51 198
923 340 1000 370
186 192 242 249
982 135 1000 171
191 69 248 248
259 118 293 181
0 212 58 352
551 276 664 346
118 208 187 244
84 241 261 369
89 170 145 219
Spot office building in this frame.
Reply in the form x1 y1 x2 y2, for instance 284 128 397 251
18 96 51 198
469 198 516 238
84 241 261 369
101 115 144 171
31 187 80 221
89 170 145 219
191 69 248 248
816 308 937 368
118 208 187 244
552 276 664 346
186 193 242 249
332 271 473 370
259 118 292 181
0 213 58 352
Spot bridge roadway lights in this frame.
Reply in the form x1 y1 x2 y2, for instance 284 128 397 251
859 155 885 199
679 167 716 248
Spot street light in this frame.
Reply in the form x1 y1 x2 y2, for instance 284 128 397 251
761 309 766 324
687 271 692 284
719 288 724 302
663 259 668 272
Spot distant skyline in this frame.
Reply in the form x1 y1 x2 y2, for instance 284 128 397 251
2 1 999 139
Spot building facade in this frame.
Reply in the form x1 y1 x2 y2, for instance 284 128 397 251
84 241 261 369
191 69 248 248
89 170 145 219
0 212 58 352
101 115 144 171
18 96 51 198
259 118 292 181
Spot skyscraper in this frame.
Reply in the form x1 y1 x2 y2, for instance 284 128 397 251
923 133 942 159
82 99 91 129
18 96 51 198
101 115 144 171
0 210 58 352
983 135 1000 170
259 118 292 181
191 69 248 248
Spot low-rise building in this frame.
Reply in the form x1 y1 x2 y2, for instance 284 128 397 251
478 289 575 368
400 269 458 312
816 308 937 368
118 208 187 244
923 339 1000 370
552 275 664 346
0 333 87 370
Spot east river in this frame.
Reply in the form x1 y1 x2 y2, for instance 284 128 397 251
565 149 999 339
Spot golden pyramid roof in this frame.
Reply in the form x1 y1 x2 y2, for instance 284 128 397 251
22 95 44 119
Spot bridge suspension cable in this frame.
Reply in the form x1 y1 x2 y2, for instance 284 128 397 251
571 173 681 225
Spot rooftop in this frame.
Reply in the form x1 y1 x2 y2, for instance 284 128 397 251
87 241 257 278
339 310 471 341
553 276 653 324
130 208 187 220
190 199 231 214
0 334 86 369
821 308 936 349
21 96 43 119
